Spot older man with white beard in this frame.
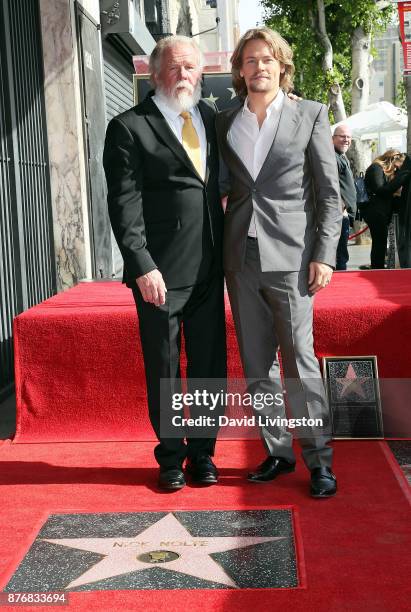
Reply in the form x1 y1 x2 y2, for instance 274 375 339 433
103 36 226 491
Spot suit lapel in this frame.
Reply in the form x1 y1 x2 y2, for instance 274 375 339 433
256 95 303 183
198 100 214 185
221 104 255 185
143 97 204 182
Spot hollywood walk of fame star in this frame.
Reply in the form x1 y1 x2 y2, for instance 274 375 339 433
41 512 284 589
205 92 219 104
227 87 237 100
336 363 368 399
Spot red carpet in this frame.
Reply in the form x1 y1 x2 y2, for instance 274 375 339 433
13 270 411 442
0 439 410 611
314 270 411 377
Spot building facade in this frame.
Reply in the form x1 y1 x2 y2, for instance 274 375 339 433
370 22 403 105
0 0 239 398
169 0 240 53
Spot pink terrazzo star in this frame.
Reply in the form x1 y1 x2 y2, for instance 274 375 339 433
42 512 284 589
336 363 368 399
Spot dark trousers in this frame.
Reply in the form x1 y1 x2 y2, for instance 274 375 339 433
336 216 350 271
362 208 390 269
132 272 227 468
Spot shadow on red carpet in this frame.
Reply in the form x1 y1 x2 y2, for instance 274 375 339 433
0 438 410 611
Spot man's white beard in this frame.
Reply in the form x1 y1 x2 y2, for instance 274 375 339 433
156 79 202 112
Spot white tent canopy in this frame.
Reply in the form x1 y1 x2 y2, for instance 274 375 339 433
332 101 407 140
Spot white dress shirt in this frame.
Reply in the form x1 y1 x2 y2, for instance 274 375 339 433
228 89 285 237
152 94 207 180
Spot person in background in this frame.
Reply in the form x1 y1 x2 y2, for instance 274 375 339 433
392 154 411 268
332 125 357 271
363 150 410 269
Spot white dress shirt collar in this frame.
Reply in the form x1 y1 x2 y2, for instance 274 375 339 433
242 88 285 119
228 88 285 238
151 93 207 180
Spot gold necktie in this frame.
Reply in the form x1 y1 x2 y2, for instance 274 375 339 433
180 111 203 178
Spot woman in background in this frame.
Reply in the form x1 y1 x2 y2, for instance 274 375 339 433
395 154 411 268
363 150 411 269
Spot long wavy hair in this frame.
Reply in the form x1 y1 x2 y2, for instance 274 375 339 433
230 27 295 100
374 149 405 180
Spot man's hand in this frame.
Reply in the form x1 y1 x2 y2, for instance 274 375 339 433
136 269 167 306
287 92 302 101
308 262 333 294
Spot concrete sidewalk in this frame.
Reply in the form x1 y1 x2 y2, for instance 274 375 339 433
347 242 371 270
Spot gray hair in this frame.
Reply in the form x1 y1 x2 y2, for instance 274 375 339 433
149 35 204 86
333 124 352 136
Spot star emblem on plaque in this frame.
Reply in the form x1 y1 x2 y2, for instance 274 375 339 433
323 356 383 439
204 92 219 104
4 510 299 591
133 74 240 111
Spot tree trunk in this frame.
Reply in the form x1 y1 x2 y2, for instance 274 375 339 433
316 0 333 72
349 27 372 176
311 0 347 121
347 135 373 245
346 141 373 175
351 27 371 114
329 83 347 122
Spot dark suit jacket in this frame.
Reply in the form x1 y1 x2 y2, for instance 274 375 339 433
364 156 411 267
335 151 357 216
364 159 411 221
103 97 223 289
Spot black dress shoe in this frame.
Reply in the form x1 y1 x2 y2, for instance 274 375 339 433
158 467 185 490
186 455 218 485
247 456 296 482
310 467 337 498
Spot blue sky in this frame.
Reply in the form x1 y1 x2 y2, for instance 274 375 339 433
238 0 265 33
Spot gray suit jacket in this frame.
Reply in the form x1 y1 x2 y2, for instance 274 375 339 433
216 96 342 272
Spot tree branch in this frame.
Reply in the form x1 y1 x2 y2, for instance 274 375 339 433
315 0 333 71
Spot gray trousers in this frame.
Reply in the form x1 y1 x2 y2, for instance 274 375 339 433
225 239 333 470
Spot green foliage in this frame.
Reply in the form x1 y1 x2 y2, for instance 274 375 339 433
396 79 407 111
261 0 394 113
